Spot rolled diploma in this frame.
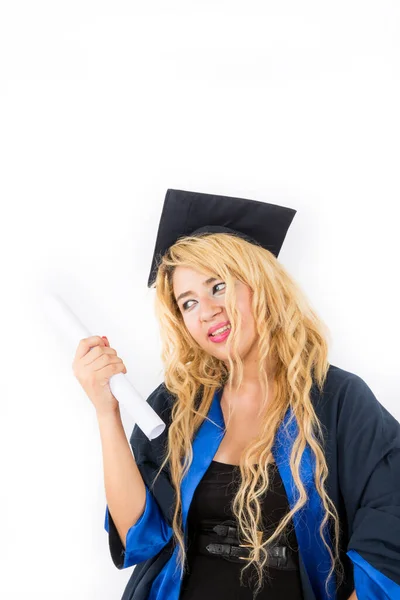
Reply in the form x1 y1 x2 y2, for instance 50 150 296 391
43 292 166 440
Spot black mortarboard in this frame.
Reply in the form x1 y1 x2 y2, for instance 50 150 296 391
148 189 297 288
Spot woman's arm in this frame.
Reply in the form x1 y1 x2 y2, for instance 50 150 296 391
101 395 174 569
97 406 147 546
337 374 400 597
347 591 357 600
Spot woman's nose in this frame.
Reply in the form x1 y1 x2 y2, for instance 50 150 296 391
200 299 223 321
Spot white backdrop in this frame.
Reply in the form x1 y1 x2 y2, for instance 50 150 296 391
1 1 399 598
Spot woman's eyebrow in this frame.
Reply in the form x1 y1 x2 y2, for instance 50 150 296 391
176 277 218 303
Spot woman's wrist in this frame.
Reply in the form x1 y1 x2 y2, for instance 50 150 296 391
96 405 121 421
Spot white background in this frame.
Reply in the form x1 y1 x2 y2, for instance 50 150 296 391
1 1 399 598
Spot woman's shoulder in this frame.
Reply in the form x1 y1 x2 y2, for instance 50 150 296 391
315 363 376 403
323 362 367 389
144 381 176 420
128 382 176 464
314 363 399 432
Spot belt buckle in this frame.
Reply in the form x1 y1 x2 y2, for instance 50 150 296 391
238 529 263 561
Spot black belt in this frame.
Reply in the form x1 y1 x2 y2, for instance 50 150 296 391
193 520 299 570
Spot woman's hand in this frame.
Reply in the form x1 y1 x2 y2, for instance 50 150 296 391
72 335 127 415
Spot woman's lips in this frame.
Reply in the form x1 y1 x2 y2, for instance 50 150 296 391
209 328 231 343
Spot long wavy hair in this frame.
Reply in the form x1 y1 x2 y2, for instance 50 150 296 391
149 232 344 598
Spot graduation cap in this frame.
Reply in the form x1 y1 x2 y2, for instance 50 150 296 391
148 189 297 288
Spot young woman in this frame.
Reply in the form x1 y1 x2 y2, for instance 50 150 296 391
75 189 400 599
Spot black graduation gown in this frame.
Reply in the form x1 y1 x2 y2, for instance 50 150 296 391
104 364 400 599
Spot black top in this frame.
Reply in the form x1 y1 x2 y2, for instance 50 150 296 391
179 460 304 599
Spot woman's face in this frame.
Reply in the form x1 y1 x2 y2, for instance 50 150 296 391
172 266 258 362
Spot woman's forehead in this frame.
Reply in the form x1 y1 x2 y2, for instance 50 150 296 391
172 266 218 284
172 267 246 298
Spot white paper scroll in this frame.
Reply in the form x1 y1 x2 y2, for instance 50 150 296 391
42 292 166 440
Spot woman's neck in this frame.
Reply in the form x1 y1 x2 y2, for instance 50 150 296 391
222 377 276 410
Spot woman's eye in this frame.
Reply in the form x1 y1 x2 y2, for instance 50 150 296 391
214 282 226 293
182 300 194 311
182 282 226 311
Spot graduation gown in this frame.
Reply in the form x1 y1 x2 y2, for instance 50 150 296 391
104 364 400 600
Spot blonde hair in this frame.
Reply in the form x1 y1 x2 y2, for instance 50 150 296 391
149 232 344 598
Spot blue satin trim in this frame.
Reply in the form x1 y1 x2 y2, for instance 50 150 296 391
347 549 400 600
273 406 337 600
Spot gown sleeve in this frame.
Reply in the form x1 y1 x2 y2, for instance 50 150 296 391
103 383 175 569
104 485 173 569
337 373 400 599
